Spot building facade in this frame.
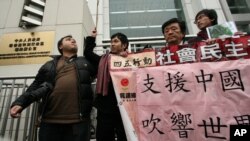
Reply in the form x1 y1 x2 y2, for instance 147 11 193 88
0 0 95 77
0 0 250 140
1 0 250 76
89 0 250 51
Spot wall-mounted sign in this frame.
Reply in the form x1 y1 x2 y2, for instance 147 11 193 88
0 31 55 66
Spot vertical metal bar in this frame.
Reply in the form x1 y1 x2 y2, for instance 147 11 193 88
29 77 39 141
9 87 20 138
14 116 21 141
23 78 33 141
0 79 15 136
14 80 27 141
0 87 8 120
0 80 5 138
23 106 31 141
28 102 39 141
26 77 38 141
0 80 3 101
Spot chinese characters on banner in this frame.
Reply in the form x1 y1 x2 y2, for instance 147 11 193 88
156 35 250 65
110 36 250 141
110 51 156 70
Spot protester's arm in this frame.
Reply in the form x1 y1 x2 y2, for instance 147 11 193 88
10 90 39 118
84 29 101 68
9 64 49 117
10 82 53 118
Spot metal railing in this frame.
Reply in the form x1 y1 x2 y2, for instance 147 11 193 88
0 76 97 141
0 76 38 141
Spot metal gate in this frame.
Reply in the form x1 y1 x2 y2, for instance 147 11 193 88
0 76 38 141
0 76 97 141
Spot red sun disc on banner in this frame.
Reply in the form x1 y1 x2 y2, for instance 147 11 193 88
121 78 129 86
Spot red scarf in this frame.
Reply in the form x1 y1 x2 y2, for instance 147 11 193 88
197 30 209 40
96 53 110 96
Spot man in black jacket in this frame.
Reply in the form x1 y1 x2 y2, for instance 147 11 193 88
84 30 128 141
10 35 96 141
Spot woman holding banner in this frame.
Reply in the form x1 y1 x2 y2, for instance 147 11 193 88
84 29 128 141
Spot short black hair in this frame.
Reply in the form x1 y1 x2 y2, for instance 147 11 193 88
161 18 186 35
195 9 218 25
57 35 72 54
111 33 129 50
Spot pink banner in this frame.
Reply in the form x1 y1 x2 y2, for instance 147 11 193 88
110 57 250 141
110 51 156 70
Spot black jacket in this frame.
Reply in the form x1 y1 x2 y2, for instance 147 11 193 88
84 36 119 114
11 55 96 119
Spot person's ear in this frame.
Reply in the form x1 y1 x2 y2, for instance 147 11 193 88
181 33 185 37
122 44 126 49
59 45 63 50
122 44 127 51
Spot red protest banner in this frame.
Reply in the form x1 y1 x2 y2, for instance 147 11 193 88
156 35 250 65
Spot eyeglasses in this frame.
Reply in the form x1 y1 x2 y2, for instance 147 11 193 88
194 14 207 24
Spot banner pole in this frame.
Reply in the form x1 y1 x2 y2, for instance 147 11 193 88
96 0 99 29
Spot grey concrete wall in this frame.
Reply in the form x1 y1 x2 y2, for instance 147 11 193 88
0 0 13 28
0 0 95 77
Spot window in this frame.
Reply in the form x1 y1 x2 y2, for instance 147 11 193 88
226 0 250 14
109 0 187 38
19 0 46 28
221 0 250 33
